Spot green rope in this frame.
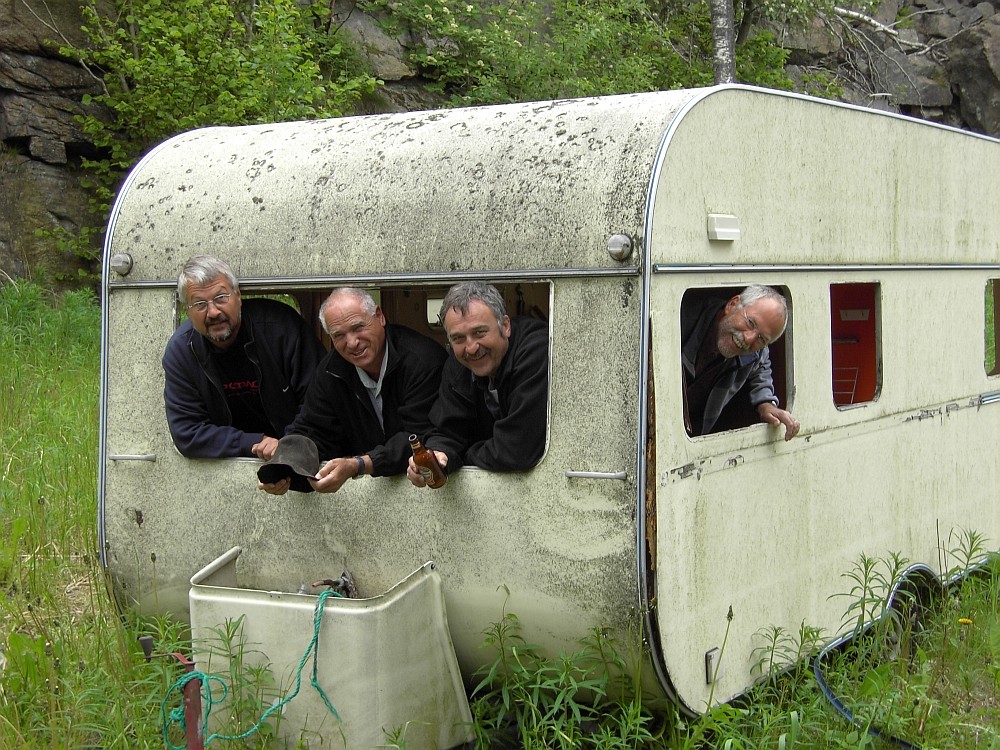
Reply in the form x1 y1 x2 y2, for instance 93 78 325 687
161 588 344 748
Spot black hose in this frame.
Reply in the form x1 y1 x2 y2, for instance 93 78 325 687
812 638 921 750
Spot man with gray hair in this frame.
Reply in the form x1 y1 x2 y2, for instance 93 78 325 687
681 284 800 440
407 280 549 486
260 287 447 495
162 255 323 459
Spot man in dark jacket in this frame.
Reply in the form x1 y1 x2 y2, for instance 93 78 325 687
162 255 323 459
260 287 447 494
407 281 549 486
681 284 800 440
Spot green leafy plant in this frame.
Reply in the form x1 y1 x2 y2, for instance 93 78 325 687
362 0 797 106
48 0 377 275
177 616 283 748
470 598 659 748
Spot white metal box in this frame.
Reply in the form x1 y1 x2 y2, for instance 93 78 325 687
189 547 473 749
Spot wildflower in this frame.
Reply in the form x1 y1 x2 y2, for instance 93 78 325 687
958 617 973 625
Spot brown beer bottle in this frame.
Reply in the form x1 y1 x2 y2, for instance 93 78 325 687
409 434 447 488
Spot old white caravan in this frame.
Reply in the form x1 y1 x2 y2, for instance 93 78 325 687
99 84 1000 715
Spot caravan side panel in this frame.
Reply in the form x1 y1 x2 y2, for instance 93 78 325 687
646 88 1000 711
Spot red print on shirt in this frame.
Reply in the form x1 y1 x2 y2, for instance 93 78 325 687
223 380 259 394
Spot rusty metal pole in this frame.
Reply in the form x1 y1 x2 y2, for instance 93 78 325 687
172 651 204 750
139 636 204 750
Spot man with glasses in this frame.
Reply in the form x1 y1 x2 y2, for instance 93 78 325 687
162 255 323 459
681 284 800 440
259 287 447 495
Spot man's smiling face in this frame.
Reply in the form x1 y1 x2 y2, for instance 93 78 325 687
443 299 511 378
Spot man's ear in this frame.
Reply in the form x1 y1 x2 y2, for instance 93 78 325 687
724 295 741 314
501 314 512 338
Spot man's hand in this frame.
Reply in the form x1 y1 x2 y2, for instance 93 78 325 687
258 477 291 495
309 457 360 494
757 402 801 441
406 451 448 487
252 436 279 460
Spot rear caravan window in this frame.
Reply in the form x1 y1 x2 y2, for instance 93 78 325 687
168 281 551 462
987 279 999 376
830 282 881 407
680 285 791 438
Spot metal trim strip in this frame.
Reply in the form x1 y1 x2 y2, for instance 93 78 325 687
105 266 641 291
652 263 1000 274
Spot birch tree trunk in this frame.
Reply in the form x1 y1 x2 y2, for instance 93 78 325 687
711 0 736 84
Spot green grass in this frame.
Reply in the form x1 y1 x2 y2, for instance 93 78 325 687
0 281 189 749
2 279 999 749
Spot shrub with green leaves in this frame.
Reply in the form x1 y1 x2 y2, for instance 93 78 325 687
470 609 661 748
361 0 795 105
49 0 377 271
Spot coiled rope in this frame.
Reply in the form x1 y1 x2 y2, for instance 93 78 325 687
161 588 344 748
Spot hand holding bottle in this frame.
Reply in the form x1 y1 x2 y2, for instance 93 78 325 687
407 434 448 488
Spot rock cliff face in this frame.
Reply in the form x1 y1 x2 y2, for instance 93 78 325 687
0 0 106 284
2 0 999 285
779 0 1000 133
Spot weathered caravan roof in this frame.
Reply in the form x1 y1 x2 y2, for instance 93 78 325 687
102 86 1000 722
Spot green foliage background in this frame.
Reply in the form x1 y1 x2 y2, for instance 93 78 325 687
49 0 379 274
359 0 796 105
49 0 833 277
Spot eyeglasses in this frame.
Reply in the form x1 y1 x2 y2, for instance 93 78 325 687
186 293 232 314
742 309 772 347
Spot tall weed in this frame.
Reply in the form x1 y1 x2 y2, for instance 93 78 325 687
0 280 170 748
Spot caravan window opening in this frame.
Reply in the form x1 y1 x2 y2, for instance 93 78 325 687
830 282 881 408
166 280 552 463
679 285 791 438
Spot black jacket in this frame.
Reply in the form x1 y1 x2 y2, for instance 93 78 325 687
287 324 447 477
427 316 549 472
162 298 323 458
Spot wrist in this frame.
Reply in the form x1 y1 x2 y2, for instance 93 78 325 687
352 455 365 478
